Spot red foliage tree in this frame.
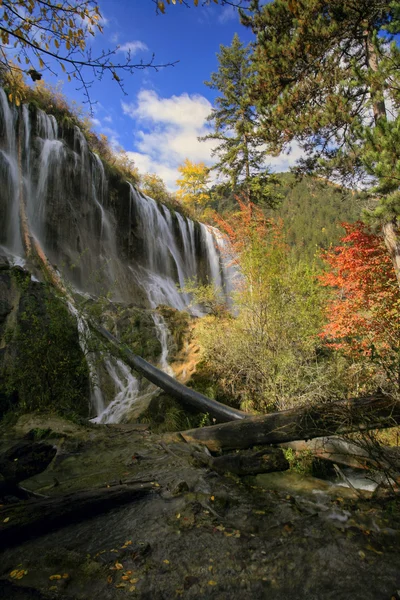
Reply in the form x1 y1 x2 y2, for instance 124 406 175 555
320 222 400 376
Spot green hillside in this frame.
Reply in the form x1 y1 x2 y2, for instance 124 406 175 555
271 173 362 260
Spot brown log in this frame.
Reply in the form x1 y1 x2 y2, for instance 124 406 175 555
193 447 289 476
178 393 400 452
0 481 156 550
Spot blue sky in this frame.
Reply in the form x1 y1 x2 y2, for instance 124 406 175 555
30 1 301 189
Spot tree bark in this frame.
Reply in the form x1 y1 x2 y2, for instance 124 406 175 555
383 219 400 289
0 481 156 550
176 393 400 452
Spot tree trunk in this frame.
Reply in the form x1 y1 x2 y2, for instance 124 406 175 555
0 481 156 550
383 219 400 289
175 393 400 452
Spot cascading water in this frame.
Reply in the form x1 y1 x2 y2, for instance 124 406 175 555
0 87 233 422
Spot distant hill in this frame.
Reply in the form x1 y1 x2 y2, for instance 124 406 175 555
270 173 362 261
209 173 363 262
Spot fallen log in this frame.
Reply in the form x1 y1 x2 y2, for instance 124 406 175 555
93 322 248 423
282 438 400 471
193 447 290 476
0 481 156 550
177 393 400 452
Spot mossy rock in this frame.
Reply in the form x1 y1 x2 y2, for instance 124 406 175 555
0 268 90 422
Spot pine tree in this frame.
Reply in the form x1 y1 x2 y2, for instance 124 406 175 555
199 33 276 205
241 0 400 284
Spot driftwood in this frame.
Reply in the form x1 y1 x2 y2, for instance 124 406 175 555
176 393 400 452
193 447 289 476
0 481 156 550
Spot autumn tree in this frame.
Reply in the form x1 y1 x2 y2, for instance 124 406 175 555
241 0 400 283
0 0 176 110
141 173 172 204
200 33 278 205
320 221 400 391
176 159 211 217
195 199 328 412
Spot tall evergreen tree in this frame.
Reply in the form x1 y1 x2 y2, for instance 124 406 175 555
200 33 277 205
241 0 400 284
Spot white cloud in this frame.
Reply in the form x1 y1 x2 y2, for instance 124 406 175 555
122 89 305 191
117 41 148 54
122 90 211 129
218 6 237 24
122 90 216 189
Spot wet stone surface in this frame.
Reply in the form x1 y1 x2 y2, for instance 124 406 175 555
0 416 400 600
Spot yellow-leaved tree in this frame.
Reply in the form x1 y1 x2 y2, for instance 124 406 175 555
176 159 210 218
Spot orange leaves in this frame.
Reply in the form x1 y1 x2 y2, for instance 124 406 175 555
319 221 400 360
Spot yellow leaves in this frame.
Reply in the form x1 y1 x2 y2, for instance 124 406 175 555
112 71 121 82
208 580 217 586
49 574 62 580
54 39 60 49
3 516 10 523
157 1 165 13
210 495 215 501
114 562 124 570
39 58 44 69
163 559 170 564
10 569 28 580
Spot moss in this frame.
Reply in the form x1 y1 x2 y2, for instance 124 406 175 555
158 305 190 359
0 276 90 421
138 393 211 432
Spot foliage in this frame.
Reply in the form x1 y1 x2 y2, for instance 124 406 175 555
176 159 211 217
180 278 227 316
320 221 400 391
141 173 172 204
241 0 400 285
196 200 330 412
0 0 176 110
200 33 277 204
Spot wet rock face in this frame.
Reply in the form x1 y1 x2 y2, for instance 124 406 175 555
0 263 90 419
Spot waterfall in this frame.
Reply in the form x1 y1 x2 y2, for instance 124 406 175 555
67 302 106 416
152 313 174 376
0 87 235 422
91 357 142 424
